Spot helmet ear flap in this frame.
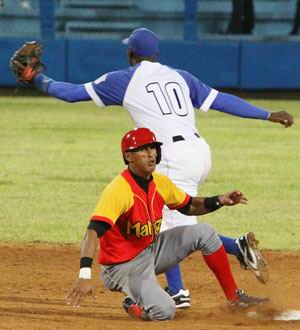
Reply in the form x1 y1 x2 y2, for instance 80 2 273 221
123 151 129 165
156 145 162 164
123 155 129 165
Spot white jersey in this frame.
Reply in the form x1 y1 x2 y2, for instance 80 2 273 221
85 60 216 228
84 61 218 144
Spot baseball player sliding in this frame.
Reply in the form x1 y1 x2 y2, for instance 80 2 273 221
10 28 293 308
65 127 269 320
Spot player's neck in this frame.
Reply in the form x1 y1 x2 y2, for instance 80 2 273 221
128 166 152 180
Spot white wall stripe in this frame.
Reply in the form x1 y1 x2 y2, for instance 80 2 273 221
200 88 219 112
84 83 105 108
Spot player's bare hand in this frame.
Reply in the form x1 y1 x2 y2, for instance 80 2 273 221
65 279 96 308
268 111 294 128
219 190 248 206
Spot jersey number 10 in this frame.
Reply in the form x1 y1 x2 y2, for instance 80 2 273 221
146 82 188 116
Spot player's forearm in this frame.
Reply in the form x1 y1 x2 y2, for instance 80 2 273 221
80 229 98 259
34 74 91 102
79 229 98 279
187 197 207 215
211 92 270 119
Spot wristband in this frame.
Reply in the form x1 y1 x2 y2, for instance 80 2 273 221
80 257 93 268
34 74 53 94
204 196 222 212
79 267 92 280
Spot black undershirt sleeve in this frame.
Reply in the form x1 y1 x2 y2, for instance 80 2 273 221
87 220 111 238
177 197 193 215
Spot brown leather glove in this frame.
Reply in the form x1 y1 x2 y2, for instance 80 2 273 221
9 41 45 84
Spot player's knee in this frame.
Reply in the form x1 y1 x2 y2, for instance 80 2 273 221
152 301 176 320
193 223 221 254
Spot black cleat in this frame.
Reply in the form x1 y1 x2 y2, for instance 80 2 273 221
236 232 269 284
229 289 270 310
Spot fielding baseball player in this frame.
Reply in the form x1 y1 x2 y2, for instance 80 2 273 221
10 29 293 308
65 127 269 320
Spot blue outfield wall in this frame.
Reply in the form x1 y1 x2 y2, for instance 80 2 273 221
240 41 300 89
67 39 129 83
1 38 300 90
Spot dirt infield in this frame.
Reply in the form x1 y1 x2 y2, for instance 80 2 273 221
0 243 299 330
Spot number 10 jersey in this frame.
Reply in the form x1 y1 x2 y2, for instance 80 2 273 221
84 61 218 144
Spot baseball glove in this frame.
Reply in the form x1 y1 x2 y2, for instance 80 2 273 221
9 41 45 84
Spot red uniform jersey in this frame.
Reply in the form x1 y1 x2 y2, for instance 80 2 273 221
91 169 190 265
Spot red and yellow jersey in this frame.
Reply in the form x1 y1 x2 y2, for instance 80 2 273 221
91 169 190 265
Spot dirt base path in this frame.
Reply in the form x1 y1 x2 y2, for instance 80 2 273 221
0 243 300 330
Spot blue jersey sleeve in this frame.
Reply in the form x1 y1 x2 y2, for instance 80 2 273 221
34 66 137 106
175 69 217 110
85 66 138 107
211 92 270 120
175 69 269 119
34 74 91 102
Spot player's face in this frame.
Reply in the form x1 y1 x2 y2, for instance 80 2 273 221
125 143 157 178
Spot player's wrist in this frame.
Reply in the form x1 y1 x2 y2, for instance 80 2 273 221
204 196 223 212
79 257 93 279
79 267 92 279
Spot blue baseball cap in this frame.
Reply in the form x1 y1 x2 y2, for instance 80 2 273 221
122 28 159 57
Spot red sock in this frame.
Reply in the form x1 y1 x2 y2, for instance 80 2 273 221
202 245 238 303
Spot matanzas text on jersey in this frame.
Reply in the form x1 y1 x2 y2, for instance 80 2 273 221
127 219 162 239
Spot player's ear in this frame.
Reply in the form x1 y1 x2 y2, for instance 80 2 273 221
128 49 134 65
123 151 133 164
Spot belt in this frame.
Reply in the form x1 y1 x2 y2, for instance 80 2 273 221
172 133 200 143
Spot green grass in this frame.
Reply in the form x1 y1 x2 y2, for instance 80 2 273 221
0 96 299 250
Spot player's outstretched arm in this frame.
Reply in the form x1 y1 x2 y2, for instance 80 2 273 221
34 74 91 103
211 92 294 128
186 190 247 216
65 229 98 308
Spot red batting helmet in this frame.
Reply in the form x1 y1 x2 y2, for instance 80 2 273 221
121 128 163 164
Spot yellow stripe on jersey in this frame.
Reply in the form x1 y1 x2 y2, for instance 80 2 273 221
152 172 188 209
92 175 134 224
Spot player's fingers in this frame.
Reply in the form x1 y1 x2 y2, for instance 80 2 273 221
65 288 76 304
278 120 288 127
66 287 82 306
281 120 289 128
285 118 294 127
71 291 82 308
66 293 77 306
238 192 248 201
221 196 233 205
238 198 248 204
227 191 240 201
279 114 294 127
75 292 88 308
